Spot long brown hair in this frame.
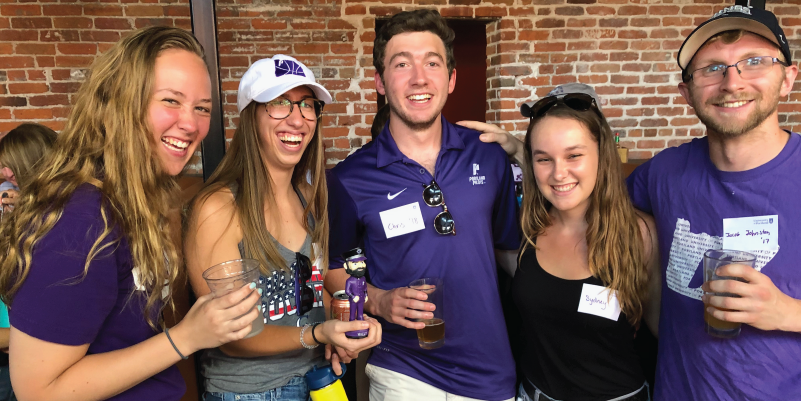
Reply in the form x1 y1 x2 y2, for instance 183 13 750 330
520 104 649 326
190 97 329 276
0 123 57 189
0 26 205 329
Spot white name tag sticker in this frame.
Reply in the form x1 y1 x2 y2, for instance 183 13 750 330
723 215 778 251
577 283 621 321
379 202 425 239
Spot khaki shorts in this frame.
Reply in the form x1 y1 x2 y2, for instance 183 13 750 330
365 363 514 401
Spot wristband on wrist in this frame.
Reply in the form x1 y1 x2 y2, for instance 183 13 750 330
311 322 322 345
164 327 188 360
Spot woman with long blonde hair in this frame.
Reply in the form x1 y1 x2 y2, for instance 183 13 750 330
0 26 259 401
185 55 380 401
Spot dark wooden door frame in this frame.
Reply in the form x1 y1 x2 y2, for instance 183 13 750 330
190 0 226 181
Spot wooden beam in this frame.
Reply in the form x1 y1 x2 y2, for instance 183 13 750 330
190 0 226 181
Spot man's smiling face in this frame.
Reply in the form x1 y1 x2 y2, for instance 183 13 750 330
375 31 456 132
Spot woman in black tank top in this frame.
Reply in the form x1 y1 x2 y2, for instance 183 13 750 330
510 84 661 401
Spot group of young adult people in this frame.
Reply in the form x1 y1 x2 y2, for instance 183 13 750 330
0 3 798 401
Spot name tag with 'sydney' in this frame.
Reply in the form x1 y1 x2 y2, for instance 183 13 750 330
577 283 621 321
380 202 425 239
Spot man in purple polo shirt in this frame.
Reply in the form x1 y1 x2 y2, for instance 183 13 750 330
325 9 518 401
627 3 801 400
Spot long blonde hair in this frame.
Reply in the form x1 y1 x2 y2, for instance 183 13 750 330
0 26 206 329
0 123 57 189
520 105 649 326
190 98 329 276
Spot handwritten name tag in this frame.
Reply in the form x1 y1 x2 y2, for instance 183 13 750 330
577 283 621 321
723 215 778 251
379 202 425 239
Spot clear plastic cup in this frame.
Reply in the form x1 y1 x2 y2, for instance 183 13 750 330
409 277 444 350
703 249 756 338
202 259 263 338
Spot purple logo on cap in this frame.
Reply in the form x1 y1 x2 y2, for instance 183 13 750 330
275 59 305 78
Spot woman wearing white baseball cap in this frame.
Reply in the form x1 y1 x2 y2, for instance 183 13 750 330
185 55 382 401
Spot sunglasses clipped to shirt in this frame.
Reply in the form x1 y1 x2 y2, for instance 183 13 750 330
423 180 456 236
293 252 314 316
526 93 598 119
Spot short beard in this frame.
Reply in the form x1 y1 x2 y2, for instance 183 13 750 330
387 100 439 132
381 78 441 132
692 91 778 138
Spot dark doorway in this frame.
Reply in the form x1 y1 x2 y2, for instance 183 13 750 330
375 19 488 124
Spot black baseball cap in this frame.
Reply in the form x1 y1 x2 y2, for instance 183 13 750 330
677 4 792 71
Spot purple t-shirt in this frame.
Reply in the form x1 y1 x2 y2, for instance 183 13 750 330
627 132 801 400
328 117 519 400
10 186 185 401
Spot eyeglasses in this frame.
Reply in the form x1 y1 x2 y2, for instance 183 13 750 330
527 93 597 119
688 56 789 87
422 180 455 235
293 252 314 316
265 98 324 121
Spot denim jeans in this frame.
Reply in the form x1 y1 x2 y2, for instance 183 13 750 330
204 377 310 401
517 382 650 401
0 365 16 401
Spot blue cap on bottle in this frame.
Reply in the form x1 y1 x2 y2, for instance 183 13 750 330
305 363 347 390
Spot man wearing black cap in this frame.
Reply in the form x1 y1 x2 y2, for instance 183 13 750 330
466 3 799 398
626 2 801 400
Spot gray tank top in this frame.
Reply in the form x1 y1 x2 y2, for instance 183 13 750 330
201 184 325 393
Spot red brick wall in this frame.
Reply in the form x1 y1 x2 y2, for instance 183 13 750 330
213 0 801 163
1 0 800 169
0 0 193 165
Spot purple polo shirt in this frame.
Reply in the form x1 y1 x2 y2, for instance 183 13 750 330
328 117 519 400
10 186 185 401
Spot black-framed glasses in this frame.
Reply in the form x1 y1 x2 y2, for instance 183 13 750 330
422 180 455 235
527 93 597 119
293 252 314 316
689 56 789 87
265 97 324 121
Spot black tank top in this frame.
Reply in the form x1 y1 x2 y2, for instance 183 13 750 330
511 246 644 401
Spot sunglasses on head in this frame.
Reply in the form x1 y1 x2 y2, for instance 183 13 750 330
527 93 597 119
422 180 455 236
293 252 314 316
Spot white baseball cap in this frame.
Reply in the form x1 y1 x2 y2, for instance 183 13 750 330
236 54 333 113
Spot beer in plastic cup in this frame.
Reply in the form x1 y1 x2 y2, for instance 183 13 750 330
409 277 444 349
703 249 756 338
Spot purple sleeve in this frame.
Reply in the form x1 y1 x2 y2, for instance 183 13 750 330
344 278 354 297
492 154 521 251
10 192 119 346
626 160 654 214
327 170 362 271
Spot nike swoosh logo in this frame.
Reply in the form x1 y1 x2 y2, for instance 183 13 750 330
387 188 407 200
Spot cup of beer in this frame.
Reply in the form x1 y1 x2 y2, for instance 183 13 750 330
702 249 756 338
203 259 264 339
409 277 444 350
